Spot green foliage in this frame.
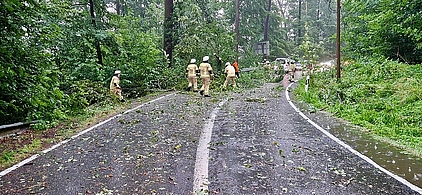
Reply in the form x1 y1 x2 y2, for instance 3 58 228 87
1 0 52 124
172 0 237 73
235 55 274 89
295 57 422 149
298 24 324 64
107 13 164 96
343 0 422 64
0 150 16 165
64 80 109 112
0 0 168 126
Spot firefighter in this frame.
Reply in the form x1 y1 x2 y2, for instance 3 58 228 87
186 58 199 92
110 70 124 102
264 60 272 70
199 56 214 97
288 61 296 82
223 62 236 88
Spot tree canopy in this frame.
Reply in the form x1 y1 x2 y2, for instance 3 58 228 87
342 0 422 64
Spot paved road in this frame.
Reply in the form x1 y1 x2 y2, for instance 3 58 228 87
0 81 420 195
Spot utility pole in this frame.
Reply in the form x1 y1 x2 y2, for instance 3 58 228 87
336 0 341 80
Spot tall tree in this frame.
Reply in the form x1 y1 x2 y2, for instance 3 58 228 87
264 0 272 42
116 0 121 15
342 0 422 64
297 0 302 42
89 0 104 65
263 0 272 59
164 0 174 67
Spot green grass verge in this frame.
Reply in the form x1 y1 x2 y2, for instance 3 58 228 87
294 57 422 157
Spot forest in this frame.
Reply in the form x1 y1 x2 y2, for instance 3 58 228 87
1 0 421 140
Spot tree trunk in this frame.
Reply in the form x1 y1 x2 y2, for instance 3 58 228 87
277 0 286 28
264 0 271 42
89 0 103 65
116 0 121 15
298 0 302 44
317 0 321 40
164 0 174 67
263 0 272 60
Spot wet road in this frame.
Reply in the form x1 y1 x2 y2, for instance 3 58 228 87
0 79 421 194
306 111 422 189
290 70 422 189
207 83 419 194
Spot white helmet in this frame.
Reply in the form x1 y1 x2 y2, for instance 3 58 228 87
203 56 209 62
225 62 231 66
114 70 121 74
190 59 196 64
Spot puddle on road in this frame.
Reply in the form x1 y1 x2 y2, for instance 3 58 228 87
285 72 422 188
306 110 422 188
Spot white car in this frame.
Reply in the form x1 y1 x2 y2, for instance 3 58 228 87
274 58 291 73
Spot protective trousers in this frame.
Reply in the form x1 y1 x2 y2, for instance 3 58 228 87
223 76 236 88
200 77 211 96
288 71 295 81
188 76 198 91
111 88 123 100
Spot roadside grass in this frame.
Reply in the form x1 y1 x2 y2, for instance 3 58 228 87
294 57 422 157
0 138 42 169
0 151 16 168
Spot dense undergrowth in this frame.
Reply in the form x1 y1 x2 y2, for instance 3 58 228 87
295 56 422 156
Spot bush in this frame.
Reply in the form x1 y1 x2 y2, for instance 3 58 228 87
62 80 109 115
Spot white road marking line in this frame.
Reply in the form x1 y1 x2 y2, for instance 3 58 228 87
286 83 422 194
0 93 176 178
193 99 227 194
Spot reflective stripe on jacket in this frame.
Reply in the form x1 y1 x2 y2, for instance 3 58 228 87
225 65 236 77
199 63 212 78
110 76 120 90
187 64 198 77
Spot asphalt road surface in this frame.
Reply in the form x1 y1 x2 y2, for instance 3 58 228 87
0 81 420 195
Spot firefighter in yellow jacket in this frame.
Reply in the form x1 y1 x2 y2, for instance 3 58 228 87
110 70 124 102
186 58 199 92
223 62 236 88
199 56 214 97
288 61 296 82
